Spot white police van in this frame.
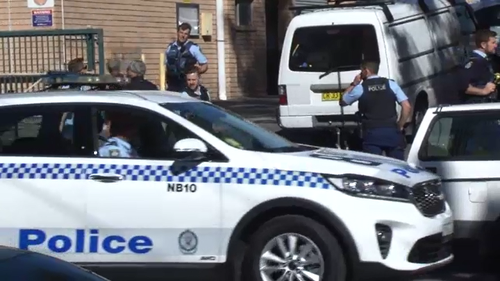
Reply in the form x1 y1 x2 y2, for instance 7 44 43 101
407 102 500 259
0 75 453 281
278 0 477 135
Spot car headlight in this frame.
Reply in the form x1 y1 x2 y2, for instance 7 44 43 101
324 175 411 202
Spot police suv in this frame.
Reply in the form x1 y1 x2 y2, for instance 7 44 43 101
407 102 500 258
0 75 453 281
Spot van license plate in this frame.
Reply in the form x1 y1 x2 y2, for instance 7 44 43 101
322 92 341 101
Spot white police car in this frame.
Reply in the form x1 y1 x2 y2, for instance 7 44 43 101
0 85 452 280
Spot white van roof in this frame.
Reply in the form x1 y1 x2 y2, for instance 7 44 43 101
290 0 454 24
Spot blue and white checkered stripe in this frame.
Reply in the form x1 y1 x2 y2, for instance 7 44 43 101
0 163 331 189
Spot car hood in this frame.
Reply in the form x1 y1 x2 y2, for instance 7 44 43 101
260 147 438 186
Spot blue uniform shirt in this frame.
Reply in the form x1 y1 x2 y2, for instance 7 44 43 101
342 75 408 105
165 41 208 65
99 137 138 158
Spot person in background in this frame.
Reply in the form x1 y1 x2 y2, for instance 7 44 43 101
123 60 158 90
180 68 210 101
339 60 411 160
458 29 498 103
67 57 87 74
107 59 123 78
165 23 208 91
59 57 89 139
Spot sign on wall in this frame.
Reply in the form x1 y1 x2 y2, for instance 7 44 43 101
27 0 54 9
32 10 53 27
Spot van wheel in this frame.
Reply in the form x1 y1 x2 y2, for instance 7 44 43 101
241 215 346 281
411 97 428 140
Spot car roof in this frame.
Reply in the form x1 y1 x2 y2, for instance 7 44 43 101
0 245 31 261
0 90 200 107
434 102 500 113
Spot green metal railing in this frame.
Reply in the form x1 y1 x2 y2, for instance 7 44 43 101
0 29 105 93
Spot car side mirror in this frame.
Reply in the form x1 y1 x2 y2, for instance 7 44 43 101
173 138 208 161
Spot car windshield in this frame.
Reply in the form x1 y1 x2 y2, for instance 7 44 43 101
162 102 309 153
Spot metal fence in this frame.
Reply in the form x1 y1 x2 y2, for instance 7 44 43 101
0 29 105 93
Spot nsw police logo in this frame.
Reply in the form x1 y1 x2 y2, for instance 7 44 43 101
178 230 198 254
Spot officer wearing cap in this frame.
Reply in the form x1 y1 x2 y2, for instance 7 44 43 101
123 60 158 90
99 112 140 158
339 60 412 160
458 29 498 103
165 23 208 92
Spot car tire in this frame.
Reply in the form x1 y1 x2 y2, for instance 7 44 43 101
241 215 347 281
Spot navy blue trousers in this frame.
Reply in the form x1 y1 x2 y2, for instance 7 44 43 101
362 127 406 160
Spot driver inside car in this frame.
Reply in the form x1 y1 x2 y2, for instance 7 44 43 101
99 112 140 158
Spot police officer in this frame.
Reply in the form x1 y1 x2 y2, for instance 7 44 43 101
458 29 498 103
339 61 412 160
180 68 210 101
123 60 158 90
99 112 139 158
165 23 208 92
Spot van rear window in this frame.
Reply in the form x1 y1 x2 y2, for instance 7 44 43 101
288 25 379 72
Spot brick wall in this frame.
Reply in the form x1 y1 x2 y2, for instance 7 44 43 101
0 0 297 98
223 0 267 98
61 0 219 98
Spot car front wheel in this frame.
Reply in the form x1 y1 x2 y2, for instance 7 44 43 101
242 215 347 281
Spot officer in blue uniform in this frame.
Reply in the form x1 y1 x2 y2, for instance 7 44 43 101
180 68 211 101
99 112 139 158
458 29 498 103
340 61 412 160
165 23 208 92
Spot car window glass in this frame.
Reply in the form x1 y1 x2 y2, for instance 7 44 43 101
288 24 379 72
95 106 203 160
0 106 88 157
0 252 107 281
419 112 500 161
163 102 309 153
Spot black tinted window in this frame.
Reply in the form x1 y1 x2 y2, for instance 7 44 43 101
0 105 91 157
419 112 500 161
0 252 107 281
475 5 500 28
288 25 379 72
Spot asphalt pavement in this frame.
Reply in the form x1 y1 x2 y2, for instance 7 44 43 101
212 97 499 281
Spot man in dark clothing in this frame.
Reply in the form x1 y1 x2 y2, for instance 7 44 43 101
180 68 210 101
458 29 498 103
123 60 158 90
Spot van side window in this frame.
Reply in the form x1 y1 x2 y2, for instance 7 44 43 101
288 25 379 72
419 112 500 161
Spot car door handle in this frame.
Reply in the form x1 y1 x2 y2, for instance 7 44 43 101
89 174 123 183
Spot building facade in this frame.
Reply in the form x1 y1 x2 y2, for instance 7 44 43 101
0 0 327 99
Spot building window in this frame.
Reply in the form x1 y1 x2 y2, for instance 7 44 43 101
236 0 253 27
176 3 200 37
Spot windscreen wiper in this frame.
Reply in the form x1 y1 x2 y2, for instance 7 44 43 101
319 65 359 79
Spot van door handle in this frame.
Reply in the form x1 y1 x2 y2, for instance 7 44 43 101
89 174 123 183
